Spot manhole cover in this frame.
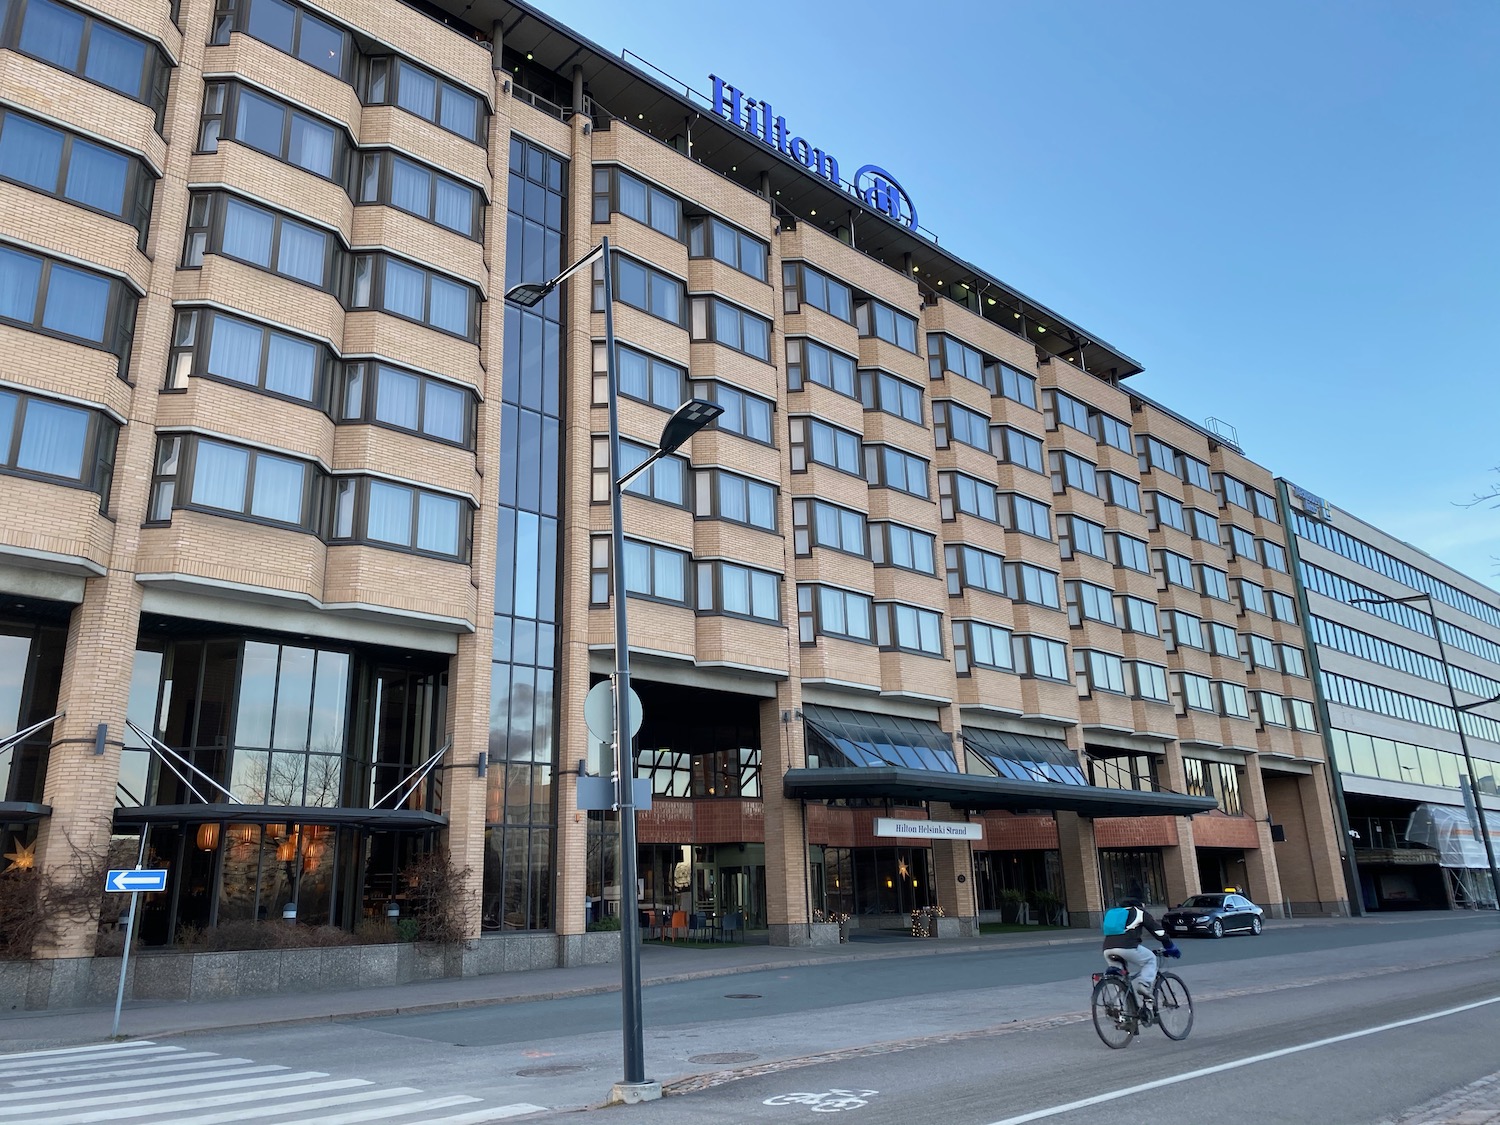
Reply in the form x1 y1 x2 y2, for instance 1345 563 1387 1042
515 1065 588 1078
688 1052 759 1065
724 993 762 1000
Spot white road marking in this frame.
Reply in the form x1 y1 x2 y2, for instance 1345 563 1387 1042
985 995 1500 1125
0 1068 334 1114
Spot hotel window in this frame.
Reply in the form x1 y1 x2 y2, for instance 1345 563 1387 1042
328 476 469 560
1092 410 1132 453
1289 698 1317 731
1245 633 1277 670
1227 524 1256 561
1157 549 1194 590
997 426 1044 473
594 255 684 327
1013 634 1069 681
1213 763 1242 815
0 243 137 371
797 584 874 644
786 337 857 397
696 560 780 623
867 444 930 498
1108 532 1151 574
1259 540 1289 572
691 295 770 360
150 434 311 530
340 361 472 447
1216 681 1250 719
859 369 923 424
185 192 340 290
783 262 853 322
1051 450 1099 497
358 151 482 239
927 334 997 392
1207 620 1239 657
1176 672 1214 713
597 341 687 411
1197 564 1230 601
997 363 1037 409
790 416 860 475
1218 473 1250 510
694 467 777 531
1189 509 1220 544
953 619 1014 674
11 0 172 125
1178 453 1211 491
1059 514 1106 560
1119 596 1159 637
1237 579 1268 616
1065 580 1117 627
200 82 349 184
1127 661 1170 702
938 469 998 522
1252 488 1279 521
689 216 767 281
876 602 943 656
0 107 155 248
1103 471 1141 512
364 56 484 143
1089 750 1157 792
1001 493 1052 540
692 379 772 443
855 297 917 352
167 308 329 408
0 386 117 508
619 539 689 605
1270 590 1298 623
1137 434 1175 475
1255 691 1288 728
1165 611 1204 652
351 253 475 339
211 0 351 80
1046 389 1092 434
1149 491 1186 532
1075 649 1126 696
1004 562 1060 609
933 400 993 453
947 544 1006 597
1278 643 1307 676
594 436 686 506
870 521 936 575
592 166 680 239
793 498 866 557
1183 756 1209 798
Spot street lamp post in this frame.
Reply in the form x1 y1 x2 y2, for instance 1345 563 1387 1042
1349 592 1500 911
505 235 722 1101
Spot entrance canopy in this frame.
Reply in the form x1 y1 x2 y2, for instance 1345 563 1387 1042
112 804 446 832
0 801 50 823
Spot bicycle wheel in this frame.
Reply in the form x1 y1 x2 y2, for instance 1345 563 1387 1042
1091 975 1136 1049
1154 971 1194 1040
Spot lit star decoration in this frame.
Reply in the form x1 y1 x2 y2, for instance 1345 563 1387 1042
897 859 909 878
3 840 36 870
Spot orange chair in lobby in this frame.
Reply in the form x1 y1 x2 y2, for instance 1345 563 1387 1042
667 910 688 942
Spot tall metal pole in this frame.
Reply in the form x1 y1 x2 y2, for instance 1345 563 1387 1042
603 236 651 1090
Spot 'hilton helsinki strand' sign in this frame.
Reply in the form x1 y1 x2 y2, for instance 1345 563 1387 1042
710 74 918 232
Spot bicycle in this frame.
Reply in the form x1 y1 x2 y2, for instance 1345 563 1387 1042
1090 949 1193 1048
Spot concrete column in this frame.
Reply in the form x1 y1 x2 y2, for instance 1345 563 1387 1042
763 691 811 946
1055 811 1102 927
928 710 975 936
1156 746 1198 908
1235 760 1282 911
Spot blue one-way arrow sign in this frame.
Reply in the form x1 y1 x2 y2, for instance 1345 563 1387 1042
106 869 167 893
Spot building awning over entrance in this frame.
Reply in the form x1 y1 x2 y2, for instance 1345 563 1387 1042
802 705 958 772
112 804 447 832
0 801 50 823
963 727 1088 786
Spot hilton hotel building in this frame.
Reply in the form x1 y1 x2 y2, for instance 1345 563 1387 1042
0 0 1366 995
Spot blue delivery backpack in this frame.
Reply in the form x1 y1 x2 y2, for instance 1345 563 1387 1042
1101 906 1142 936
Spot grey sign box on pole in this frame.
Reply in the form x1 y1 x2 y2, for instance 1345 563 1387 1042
577 776 652 811
584 680 642 776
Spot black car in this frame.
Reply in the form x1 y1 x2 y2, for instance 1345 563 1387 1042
1162 892 1264 938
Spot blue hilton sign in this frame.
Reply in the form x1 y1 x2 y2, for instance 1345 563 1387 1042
709 74 918 232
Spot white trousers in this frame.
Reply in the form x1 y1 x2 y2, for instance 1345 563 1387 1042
1106 944 1157 1002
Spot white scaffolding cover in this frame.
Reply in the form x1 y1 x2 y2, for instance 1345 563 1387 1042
1405 803 1499 867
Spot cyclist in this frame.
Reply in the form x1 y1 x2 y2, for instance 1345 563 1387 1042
1101 897 1179 1013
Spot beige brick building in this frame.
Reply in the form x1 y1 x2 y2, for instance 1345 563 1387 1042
0 0 1351 999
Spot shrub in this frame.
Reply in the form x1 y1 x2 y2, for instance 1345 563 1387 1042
587 915 621 932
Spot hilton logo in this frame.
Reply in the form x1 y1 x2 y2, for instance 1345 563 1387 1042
709 74 918 231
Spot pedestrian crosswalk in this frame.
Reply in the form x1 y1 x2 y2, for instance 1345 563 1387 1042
0 1041 549 1125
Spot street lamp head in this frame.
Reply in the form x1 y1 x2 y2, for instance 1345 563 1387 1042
504 281 553 307
657 398 724 456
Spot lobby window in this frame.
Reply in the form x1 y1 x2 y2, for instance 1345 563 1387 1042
1001 492 1052 540
594 254 684 327
1183 756 1209 798
1254 691 1288 728
1227 524 1256 561
359 151 482 239
859 368 923 425
783 262 853 322
1251 488 1279 521
10 0 172 126
341 361 472 447
185 192 341 291
1178 453 1211 491
689 216 767 281
875 601 943 656
231 641 350 806
1259 539 1289 572
1237 578 1268 616
696 560 780 623
870 521 936 575
329 476 469 559
947 544 1006 597
855 297 917 352
1089 750 1157 791
933 399 993 453
0 243 137 371
690 295 769 360
797 583 874 644
1051 450 1099 497
786 337 857 397
0 107 155 248
694 467 777 531
1119 595 1159 637
938 469 997 522
595 436 685 506
200 82 349 184
1013 634 1069 681
1165 610 1204 652
1066 580 1117 627
1045 389 1091 435
211 0 352 80
1108 532 1150 574
1059 513 1106 560
692 378 772 444
167 308 330 409
953 619 1014 674
1075 649 1126 696
1092 410 1132 453
1270 590 1298 623
1207 620 1239 657
997 363 1037 409
866 443 930 499
149 434 311 530
996 426 1044 473
1216 681 1250 720
597 342 687 411
1189 508 1220 544
1103 471 1141 512
927 333 997 392
1218 473 1251 511
365 56 484 143
1004 561 1060 610
1176 672 1214 714
1157 549 1194 590
1137 434 1175 475
352 252 476 340
0 386 117 507
1126 661 1169 702
1197 563 1230 601
1149 490 1186 532
592 166 681 239
790 415 861 475
794 498 866 558
1289 698 1317 731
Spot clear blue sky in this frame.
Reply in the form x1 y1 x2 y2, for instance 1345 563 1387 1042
543 0 1500 587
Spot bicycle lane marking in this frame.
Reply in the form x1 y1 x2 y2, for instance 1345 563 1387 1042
984 994 1500 1125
